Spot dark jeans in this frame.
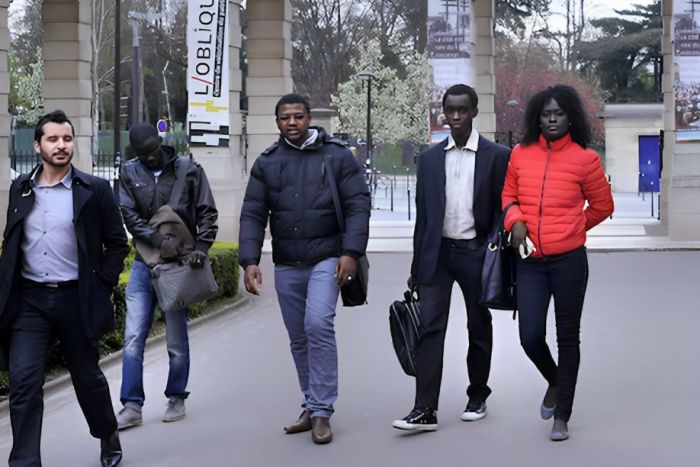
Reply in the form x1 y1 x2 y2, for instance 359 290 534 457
516 247 589 422
414 237 493 409
8 281 117 467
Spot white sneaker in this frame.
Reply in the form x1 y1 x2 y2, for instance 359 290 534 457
460 401 487 421
163 397 186 422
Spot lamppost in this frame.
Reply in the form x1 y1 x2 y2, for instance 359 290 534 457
113 0 121 199
506 99 519 148
357 71 376 176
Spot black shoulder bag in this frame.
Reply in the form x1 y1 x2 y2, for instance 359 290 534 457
479 202 517 318
324 158 369 307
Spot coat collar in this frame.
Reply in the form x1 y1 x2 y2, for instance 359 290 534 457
538 133 573 151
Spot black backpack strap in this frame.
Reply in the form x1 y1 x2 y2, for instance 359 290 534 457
324 155 345 233
168 156 191 207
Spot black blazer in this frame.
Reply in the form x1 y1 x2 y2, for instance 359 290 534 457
411 136 510 283
0 166 129 369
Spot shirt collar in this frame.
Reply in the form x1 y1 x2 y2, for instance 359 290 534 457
32 166 74 189
285 128 319 150
445 128 479 152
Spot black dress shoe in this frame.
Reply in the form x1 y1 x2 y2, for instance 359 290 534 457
100 431 122 467
284 411 312 434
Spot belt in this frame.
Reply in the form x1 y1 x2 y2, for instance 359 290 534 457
443 237 481 248
21 279 79 289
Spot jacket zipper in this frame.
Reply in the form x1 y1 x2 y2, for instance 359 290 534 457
537 142 551 256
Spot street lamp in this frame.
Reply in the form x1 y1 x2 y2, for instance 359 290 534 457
357 71 376 170
506 99 519 148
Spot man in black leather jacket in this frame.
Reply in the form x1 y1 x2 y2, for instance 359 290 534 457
115 123 218 430
239 94 370 444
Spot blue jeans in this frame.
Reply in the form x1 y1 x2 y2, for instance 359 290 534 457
120 260 190 405
275 257 339 418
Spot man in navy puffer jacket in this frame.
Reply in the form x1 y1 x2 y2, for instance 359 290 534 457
239 94 370 445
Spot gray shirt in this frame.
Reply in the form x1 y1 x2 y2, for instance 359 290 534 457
21 168 79 282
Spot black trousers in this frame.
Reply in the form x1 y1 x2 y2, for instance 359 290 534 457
516 247 589 422
8 281 117 467
414 238 493 410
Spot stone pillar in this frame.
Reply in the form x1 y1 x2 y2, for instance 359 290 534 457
0 0 10 232
42 0 92 173
310 108 337 135
190 0 244 242
472 0 496 141
245 0 293 168
663 0 700 240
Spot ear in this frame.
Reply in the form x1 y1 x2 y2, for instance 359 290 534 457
472 107 479 119
33 140 41 154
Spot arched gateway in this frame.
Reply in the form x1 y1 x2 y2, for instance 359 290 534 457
0 0 698 240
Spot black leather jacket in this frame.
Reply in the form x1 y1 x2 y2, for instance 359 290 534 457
119 146 218 252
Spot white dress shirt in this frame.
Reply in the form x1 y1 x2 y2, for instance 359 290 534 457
442 129 479 239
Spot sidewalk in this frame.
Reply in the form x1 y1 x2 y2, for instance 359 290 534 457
355 191 700 252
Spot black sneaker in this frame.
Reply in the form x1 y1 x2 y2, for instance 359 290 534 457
392 407 438 431
460 399 487 421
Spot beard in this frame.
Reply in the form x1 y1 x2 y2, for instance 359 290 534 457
40 149 73 168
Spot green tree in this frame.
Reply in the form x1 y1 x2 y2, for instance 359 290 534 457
575 1 662 102
9 47 44 125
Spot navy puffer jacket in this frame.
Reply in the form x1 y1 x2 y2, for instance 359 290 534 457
239 128 370 267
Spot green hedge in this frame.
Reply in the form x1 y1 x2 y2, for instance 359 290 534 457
0 242 239 395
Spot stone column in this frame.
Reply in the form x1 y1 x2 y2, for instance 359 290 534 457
190 0 244 242
245 0 293 167
42 0 92 173
0 0 10 232
472 0 496 141
663 0 700 240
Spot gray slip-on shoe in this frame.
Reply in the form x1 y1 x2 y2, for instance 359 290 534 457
163 396 186 422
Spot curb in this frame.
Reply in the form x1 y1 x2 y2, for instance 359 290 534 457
0 294 251 417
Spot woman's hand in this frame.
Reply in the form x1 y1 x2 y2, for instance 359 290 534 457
510 221 529 253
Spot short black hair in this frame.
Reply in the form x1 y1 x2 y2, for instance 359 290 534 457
521 84 592 148
34 110 74 142
275 94 311 118
442 84 479 109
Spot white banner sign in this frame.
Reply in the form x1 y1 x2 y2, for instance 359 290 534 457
187 0 230 147
427 0 473 143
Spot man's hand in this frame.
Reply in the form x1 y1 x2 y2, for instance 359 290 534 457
244 265 263 295
510 221 529 255
159 235 180 260
188 250 207 269
335 255 358 288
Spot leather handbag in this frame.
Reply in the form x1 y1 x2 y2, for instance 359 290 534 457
150 157 219 313
324 157 369 307
389 289 421 376
479 202 517 318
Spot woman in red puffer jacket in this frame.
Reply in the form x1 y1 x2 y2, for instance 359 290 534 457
502 85 614 442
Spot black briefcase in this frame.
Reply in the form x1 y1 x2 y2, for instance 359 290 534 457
389 289 421 377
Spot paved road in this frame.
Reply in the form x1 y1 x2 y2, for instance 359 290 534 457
1 251 699 466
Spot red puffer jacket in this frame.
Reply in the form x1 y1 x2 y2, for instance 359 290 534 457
502 133 614 257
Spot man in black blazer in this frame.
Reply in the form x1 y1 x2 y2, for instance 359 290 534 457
393 84 510 431
0 110 128 466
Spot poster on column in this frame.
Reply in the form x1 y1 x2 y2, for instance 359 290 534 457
674 0 700 141
427 0 473 143
187 0 230 147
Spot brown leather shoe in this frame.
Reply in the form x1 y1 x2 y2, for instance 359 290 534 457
284 411 311 434
311 416 332 444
